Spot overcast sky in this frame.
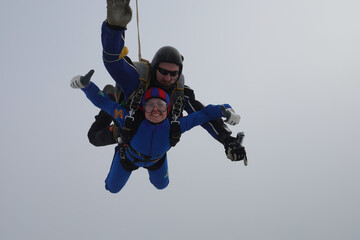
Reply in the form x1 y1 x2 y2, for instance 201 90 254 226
1 0 360 239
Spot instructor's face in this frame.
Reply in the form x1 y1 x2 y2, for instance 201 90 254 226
156 62 179 87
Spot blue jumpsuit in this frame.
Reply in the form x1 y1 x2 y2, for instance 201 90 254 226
101 22 230 141
82 82 226 192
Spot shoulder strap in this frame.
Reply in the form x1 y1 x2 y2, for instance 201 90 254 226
124 60 151 108
134 61 151 86
120 60 151 144
168 74 185 146
169 75 185 121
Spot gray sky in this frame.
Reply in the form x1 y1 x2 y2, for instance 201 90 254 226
1 0 360 239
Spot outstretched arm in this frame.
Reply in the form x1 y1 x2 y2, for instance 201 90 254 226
179 104 237 133
70 70 127 127
102 0 139 99
183 86 246 162
184 86 235 141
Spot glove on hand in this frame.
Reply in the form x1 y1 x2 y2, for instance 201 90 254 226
70 69 94 89
224 134 247 162
221 105 240 125
107 0 132 27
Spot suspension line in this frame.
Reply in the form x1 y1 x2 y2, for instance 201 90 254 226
136 0 142 61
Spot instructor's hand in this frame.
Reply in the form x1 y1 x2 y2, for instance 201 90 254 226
107 0 132 27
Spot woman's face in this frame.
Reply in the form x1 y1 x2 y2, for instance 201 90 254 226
144 98 168 123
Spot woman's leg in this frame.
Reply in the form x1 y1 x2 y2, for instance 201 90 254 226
105 149 132 193
147 157 169 190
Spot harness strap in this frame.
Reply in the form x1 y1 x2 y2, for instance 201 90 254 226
168 81 184 146
126 144 162 163
119 140 162 164
171 95 183 121
121 115 134 144
128 88 144 114
129 153 161 163
116 143 137 172
144 154 166 171
170 120 181 146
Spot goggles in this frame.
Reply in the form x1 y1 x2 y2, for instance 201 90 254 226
157 67 179 77
144 99 168 113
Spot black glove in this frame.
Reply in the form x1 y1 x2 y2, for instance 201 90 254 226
224 133 247 163
70 69 95 89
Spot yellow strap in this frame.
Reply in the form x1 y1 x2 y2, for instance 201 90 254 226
118 46 129 59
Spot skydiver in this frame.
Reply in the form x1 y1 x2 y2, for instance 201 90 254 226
71 70 241 192
88 0 247 162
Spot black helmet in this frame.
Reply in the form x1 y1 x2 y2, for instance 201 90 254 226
151 46 184 75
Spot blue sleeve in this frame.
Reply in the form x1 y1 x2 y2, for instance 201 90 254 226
101 21 139 99
179 105 224 134
81 82 128 127
183 96 224 140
